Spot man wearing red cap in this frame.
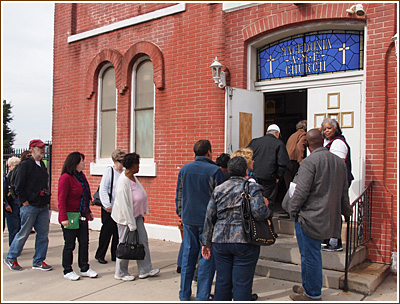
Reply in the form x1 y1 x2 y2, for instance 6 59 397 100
4 139 52 271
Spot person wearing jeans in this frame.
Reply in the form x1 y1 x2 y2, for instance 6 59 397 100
202 156 270 301
282 129 352 301
4 139 52 272
175 140 225 301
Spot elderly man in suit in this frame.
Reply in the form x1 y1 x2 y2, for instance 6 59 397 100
282 129 352 301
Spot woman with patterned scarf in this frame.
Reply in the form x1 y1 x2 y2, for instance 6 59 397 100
58 152 98 281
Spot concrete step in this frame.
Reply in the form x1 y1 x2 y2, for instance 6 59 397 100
255 259 391 295
255 259 344 289
259 233 367 271
272 217 348 239
340 261 391 295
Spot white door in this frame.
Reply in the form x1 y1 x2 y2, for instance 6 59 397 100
225 87 264 154
308 83 363 202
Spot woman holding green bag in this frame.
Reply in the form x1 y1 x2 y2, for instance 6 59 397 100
58 152 98 281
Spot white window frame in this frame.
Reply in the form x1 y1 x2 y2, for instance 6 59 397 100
131 56 157 177
90 63 117 175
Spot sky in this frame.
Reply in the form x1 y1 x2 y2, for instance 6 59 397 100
2 2 55 149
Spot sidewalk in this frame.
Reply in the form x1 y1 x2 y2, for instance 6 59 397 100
2 224 398 302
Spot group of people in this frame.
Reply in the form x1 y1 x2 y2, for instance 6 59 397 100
3 140 159 282
175 118 353 301
3 116 353 301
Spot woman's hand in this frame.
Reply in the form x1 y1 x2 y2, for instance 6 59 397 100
202 246 211 260
106 207 112 213
62 220 70 227
88 213 94 221
263 197 269 206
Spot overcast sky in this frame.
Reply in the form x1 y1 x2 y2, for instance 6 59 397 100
2 2 54 149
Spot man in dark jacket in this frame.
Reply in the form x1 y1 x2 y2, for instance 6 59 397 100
282 129 352 301
247 124 289 212
175 139 225 301
4 139 52 272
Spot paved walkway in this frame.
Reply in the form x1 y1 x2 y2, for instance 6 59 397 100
2 224 398 302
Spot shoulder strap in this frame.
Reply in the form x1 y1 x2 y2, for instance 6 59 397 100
109 166 114 200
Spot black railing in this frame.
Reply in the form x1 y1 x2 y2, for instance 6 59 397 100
343 181 375 292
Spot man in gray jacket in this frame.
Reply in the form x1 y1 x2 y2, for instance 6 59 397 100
282 129 352 301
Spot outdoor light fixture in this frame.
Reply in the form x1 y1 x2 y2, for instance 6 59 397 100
346 4 365 16
210 57 226 89
392 33 398 57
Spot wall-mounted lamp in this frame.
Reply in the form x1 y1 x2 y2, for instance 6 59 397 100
210 57 226 89
346 4 365 16
393 33 398 57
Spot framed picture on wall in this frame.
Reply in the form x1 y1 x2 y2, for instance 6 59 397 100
265 96 285 114
341 111 354 128
327 93 340 109
314 113 326 128
328 112 340 124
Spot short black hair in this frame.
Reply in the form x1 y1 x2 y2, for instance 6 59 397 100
227 156 247 177
216 153 230 168
61 152 85 175
193 140 211 157
123 153 140 170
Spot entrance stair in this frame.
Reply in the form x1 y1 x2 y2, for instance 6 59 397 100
255 217 391 295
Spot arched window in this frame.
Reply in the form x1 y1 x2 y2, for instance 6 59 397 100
132 58 154 159
98 64 116 159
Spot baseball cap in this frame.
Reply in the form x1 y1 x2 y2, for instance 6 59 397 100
267 124 280 133
29 139 47 149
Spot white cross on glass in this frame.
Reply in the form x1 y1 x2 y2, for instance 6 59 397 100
266 55 275 74
338 43 350 65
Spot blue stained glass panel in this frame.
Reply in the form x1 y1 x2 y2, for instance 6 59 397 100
257 31 363 81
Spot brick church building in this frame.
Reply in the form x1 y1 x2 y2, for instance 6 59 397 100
51 3 397 268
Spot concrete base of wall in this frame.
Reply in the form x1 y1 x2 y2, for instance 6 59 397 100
50 211 182 243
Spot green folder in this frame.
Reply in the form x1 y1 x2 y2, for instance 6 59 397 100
65 212 80 229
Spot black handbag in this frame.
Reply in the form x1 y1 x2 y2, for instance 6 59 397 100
241 180 277 246
116 230 146 260
92 167 114 207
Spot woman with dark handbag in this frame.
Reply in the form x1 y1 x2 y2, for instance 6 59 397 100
58 152 97 281
111 153 160 281
94 149 126 264
202 156 270 301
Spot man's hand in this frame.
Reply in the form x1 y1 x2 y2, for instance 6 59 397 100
62 220 70 227
106 207 112 213
202 246 211 260
22 201 29 206
5 205 12 212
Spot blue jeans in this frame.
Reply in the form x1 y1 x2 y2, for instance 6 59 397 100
179 224 215 301
5 200 21 246
295 220 322 299
213 243 260 301
7 204 50 265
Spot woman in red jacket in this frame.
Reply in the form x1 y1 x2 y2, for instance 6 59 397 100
58 152 97 281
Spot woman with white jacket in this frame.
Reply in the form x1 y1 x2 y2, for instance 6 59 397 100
111 153 160 281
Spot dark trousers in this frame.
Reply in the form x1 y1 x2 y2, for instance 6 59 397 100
62 221 89 274
5 201 21 246
95 208 118 260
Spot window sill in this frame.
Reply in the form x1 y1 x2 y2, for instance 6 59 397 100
90 160 157 177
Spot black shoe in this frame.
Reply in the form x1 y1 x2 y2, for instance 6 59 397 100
97 258 108 264
111 257 116 262
177 266 181 273
251 293 258 301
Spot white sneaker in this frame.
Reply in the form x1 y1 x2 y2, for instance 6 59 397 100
114 274 135 281
139 268 160 279
64 271 80 281
80 269 98 278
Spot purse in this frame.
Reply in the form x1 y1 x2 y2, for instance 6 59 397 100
92 167 114 207
116 230 145 260
65 212 80 229
241 180 277 246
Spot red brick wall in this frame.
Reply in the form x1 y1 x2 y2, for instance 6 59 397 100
52 3 397 263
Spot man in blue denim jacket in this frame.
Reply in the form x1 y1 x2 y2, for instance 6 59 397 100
175 139 225 301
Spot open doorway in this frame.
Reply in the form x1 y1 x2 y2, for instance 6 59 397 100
264 89 307 215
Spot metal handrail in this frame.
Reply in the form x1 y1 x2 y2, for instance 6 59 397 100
343 181 375 291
